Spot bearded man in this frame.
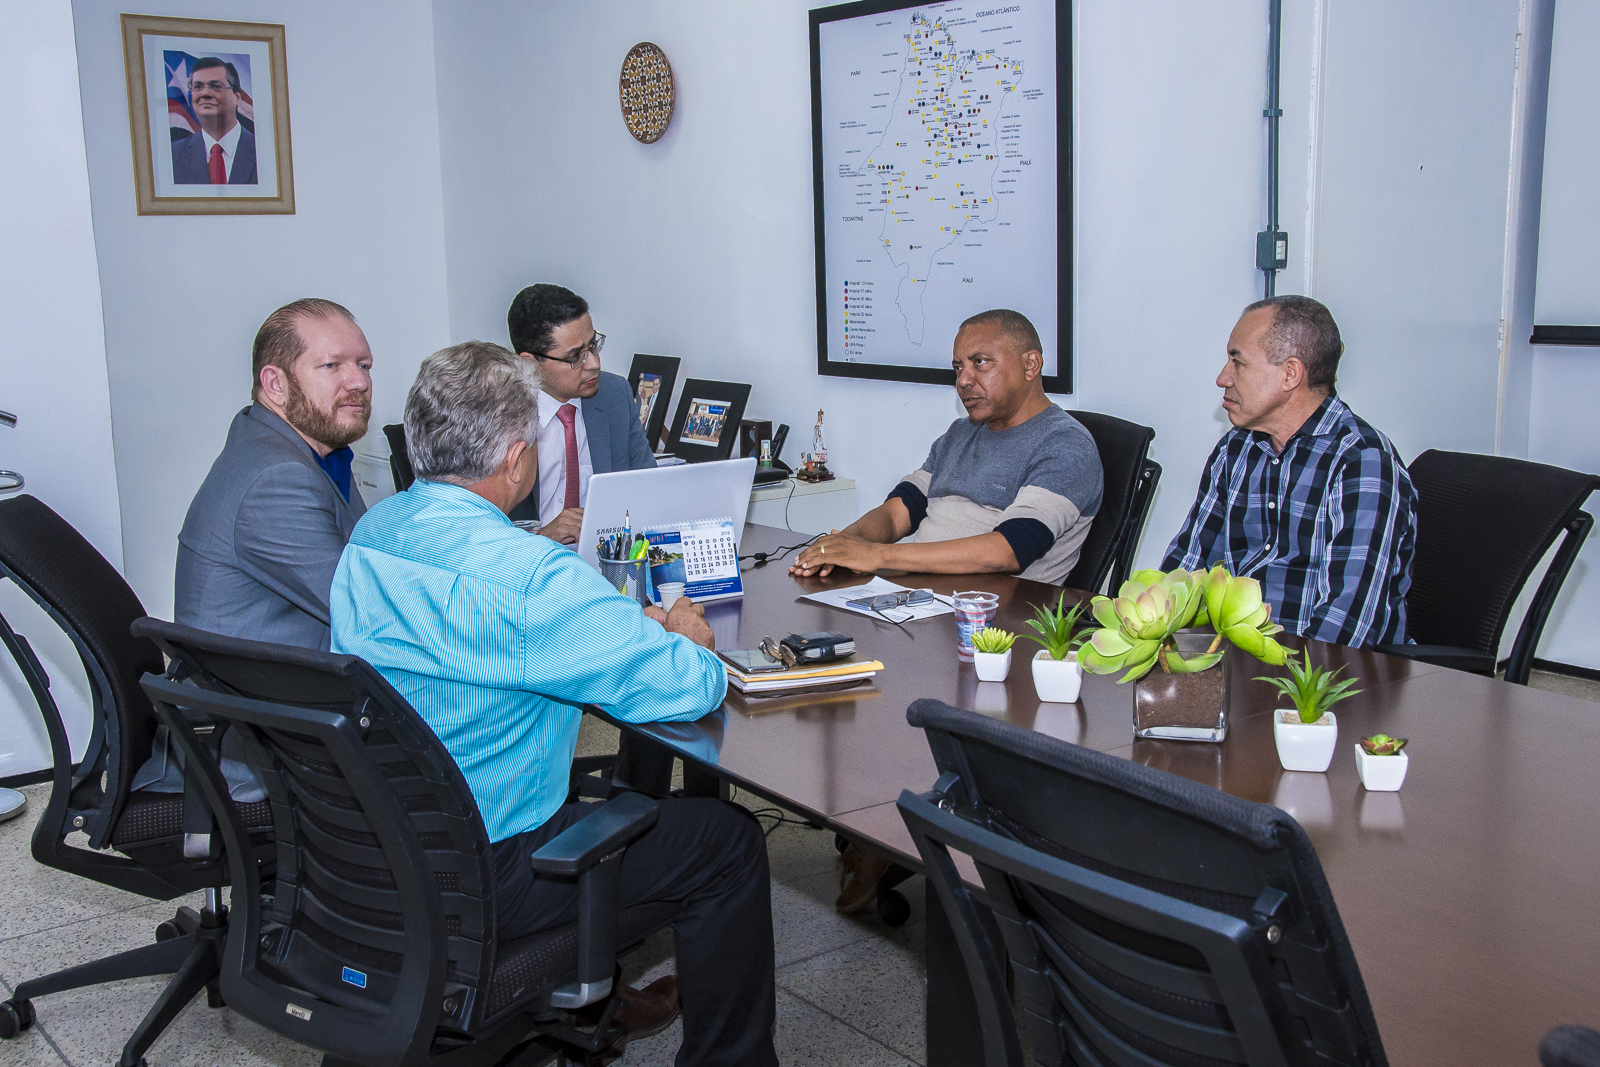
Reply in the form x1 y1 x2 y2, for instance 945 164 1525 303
176 298 374 650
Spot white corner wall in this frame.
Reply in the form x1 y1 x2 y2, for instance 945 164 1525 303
71 0 453 621
1 0 125 776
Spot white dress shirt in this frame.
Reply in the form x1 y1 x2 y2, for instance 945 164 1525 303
202 121 245 180
536 390 593 521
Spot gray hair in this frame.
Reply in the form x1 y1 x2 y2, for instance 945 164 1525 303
403 342 542 484
1242 294 1343 392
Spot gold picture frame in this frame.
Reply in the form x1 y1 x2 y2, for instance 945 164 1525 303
120 14 295 215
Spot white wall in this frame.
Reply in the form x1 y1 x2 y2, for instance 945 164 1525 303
1523 0 1600 669
71 0 453 621
0 0 125 776
432 0 1600 672
432 0 1283 576
1312 0 1519 464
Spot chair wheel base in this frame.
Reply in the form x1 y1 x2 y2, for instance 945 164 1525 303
0 998 35 1038
877 889 911 927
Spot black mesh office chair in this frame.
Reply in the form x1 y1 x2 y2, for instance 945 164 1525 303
1543 1026 1600 1067
133 618 677 1067
1378 450 1599 685
0 495 274 1064
1062 411 1161 595
382 423 416 492
898 698 1387 1067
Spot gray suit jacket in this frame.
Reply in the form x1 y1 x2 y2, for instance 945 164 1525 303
171 127 259 185
510 370 657 523
175 405 366 650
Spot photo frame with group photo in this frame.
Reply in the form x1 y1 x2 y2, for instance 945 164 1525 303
120 14 295 215
665 379 751 462
627 353 681 452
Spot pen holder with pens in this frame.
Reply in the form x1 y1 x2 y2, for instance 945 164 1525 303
599 557 653 608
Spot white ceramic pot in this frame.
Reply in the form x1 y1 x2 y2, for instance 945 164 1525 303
973 648 1012 682
1354 745 1409 791
1273 710 1338 772
1032 650 1082 703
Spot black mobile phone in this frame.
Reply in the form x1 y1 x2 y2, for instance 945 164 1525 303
718 648 789 674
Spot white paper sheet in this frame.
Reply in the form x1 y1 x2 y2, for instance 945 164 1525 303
800 576 955 623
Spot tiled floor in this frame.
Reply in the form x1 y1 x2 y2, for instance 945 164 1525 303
0 715 927 1067
3 670 1596 1067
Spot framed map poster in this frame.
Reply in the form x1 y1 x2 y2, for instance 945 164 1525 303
809 0 1070 392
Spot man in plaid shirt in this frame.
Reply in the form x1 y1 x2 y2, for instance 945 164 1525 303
1163 296 1416 648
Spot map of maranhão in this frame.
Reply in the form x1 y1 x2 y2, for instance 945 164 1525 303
819 1 1054 373
852 11 1024 343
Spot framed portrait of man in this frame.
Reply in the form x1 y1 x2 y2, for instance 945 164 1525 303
120 14 295 215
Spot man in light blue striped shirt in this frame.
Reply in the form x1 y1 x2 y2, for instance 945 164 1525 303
331 342 777 1067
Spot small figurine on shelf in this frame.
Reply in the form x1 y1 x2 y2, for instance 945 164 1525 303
796 409 835 482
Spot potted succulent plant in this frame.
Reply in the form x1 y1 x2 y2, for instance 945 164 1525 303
1258 649 1362 772
1354 734 1409 791
1023 595 1088 703
1078 565 1290 741
971 627 1017 682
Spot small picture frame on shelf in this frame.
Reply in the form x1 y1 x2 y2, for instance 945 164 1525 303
665 379 751 462
627 353 681 452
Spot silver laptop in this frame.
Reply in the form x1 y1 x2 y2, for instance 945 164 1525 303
576 458 758 567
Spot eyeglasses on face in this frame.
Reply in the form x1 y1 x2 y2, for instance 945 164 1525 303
190 80 236 94
537 332 606 369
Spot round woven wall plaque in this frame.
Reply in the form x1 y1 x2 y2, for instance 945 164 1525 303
619 42 675 144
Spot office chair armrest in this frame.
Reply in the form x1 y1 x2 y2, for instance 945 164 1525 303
529 790 659 877
531 790 660 1009
1541 1025 1600 1067
1375 643 1496 675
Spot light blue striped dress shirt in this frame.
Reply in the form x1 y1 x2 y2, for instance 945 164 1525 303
330 480 726 842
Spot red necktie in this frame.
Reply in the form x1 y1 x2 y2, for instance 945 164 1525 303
556 403 581 510
208 144 226 184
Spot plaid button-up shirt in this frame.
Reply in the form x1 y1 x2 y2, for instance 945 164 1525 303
1162 395 1416 648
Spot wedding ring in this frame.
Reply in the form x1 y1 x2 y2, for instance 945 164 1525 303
819 544 825 554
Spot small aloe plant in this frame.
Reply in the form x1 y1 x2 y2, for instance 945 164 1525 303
1024 594 1089 661
1359 734 1408 756
1256 648 1362 725
971 627 1016 655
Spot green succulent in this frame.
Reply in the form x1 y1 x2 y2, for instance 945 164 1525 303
1255 648 1362 724
1077 564 1290 683
971 627 1016 654
1022 594 1089 661
1359 733 1408 756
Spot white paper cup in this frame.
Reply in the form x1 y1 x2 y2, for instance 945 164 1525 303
657 582 687 611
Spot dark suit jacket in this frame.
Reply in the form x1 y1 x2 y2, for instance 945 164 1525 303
175 405 366 650
171 127 259 185
510 371 657 523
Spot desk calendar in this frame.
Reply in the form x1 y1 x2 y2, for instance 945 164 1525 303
638 517 743 603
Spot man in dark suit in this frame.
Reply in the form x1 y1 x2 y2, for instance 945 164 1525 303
175 299 372 650
506 284 657 539
170 57 258 185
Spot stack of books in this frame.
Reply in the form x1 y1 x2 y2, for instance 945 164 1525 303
723 656 884 695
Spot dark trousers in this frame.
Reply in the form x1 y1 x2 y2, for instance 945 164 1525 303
492 797 778 1067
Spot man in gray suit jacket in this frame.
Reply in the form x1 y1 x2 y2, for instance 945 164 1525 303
176 299 374 649
506 284 657 537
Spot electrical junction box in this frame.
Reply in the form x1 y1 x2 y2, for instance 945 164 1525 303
1257 230 1289 271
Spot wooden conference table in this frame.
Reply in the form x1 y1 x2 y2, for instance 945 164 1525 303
592 523 1600 1067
